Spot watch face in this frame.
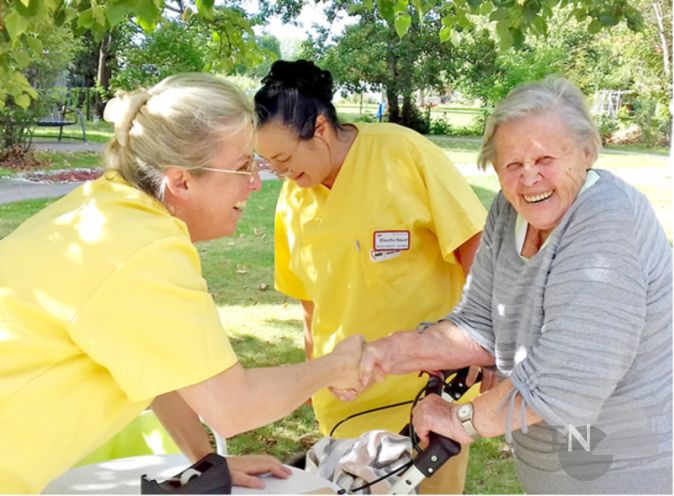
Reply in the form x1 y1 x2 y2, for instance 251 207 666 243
458 404 471 419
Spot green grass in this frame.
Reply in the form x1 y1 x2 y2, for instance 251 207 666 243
31 119 113 144
33 151 102 170
0 198 55 237
337 103 484 127
1 140 670 493
0 178 521 493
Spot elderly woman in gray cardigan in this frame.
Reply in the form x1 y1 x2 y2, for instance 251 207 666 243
355 77 672 494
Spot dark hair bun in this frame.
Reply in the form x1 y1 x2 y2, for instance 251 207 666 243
262 60 333 103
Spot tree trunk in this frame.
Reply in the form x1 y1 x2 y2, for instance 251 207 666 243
652 1 671 78
386 86 400 123
385 47 400 123
95 34 112 119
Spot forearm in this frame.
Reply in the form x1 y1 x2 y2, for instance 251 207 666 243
180 351 353 439
472 378 543 438
375 320 494 375
152 392 213 462
300 299 314 360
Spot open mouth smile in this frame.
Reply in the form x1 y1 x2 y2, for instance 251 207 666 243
524 191 553 203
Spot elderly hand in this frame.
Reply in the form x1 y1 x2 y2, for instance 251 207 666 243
227 454 292 489
358 340 391 388
412 395 476 447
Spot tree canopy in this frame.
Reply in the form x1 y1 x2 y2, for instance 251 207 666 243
1 0 647 110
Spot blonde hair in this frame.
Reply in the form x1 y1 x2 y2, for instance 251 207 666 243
477 76 601 170
103 73 254 199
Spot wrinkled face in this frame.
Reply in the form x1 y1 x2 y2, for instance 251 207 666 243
493 113 593 237
186 125 262 241
255 120 333 188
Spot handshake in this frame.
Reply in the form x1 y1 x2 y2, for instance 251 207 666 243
325 333 394 402
321 325 498 445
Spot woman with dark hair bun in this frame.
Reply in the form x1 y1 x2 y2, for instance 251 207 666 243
255 59 486 493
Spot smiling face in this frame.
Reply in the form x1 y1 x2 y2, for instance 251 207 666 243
168 124 262 242
493 112 594 239
254 120 336 188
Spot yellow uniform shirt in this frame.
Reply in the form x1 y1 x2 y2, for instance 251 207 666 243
0 173 237 493
275 123 486 437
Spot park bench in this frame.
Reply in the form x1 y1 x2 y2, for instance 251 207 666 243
34 101 87 143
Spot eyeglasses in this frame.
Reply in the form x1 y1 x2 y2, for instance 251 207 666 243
254 155 294 179
194 156 262 184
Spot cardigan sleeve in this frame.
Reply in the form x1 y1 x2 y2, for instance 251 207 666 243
444 194 504 354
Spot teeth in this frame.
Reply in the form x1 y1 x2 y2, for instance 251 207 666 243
524 191 553 203
234 200 247 210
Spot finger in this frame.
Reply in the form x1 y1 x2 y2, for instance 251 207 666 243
466 366 479 387
265 462 292 479
231 471 265 489
358 348 376 384
372 365 386 383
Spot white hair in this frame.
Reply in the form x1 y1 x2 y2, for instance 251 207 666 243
477 76 601 170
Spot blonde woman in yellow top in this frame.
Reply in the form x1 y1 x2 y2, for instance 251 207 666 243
0 73 365 493
255 60 487 494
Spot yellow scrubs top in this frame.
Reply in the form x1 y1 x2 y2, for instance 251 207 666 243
0 173 237 493
275 123 486 437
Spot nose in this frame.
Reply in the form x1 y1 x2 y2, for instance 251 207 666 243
521 162 541 187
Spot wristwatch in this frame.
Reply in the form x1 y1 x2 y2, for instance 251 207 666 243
456 403 482 441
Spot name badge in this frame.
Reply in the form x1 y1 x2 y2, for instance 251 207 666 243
373 230 410 251
370 249 402 262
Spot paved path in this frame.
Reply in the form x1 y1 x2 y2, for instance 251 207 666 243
0 179 81 205
0 137 279 205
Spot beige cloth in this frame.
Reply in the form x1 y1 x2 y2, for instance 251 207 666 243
306 430 414 494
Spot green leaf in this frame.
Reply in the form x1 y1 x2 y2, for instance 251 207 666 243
364 0 374 9
133 0 162 31
378 0 395 23
4 11 30 41
587 18 602 34
78 8 94 30
598 14 618 27
12 47 30 67
105 3 129 27
479 1 493 15
490 8 508 22
496 20 513 49
456 13 473 30
511 27 524 48
442 15 456 29
92 5 108 29
439 25 452 42
15 93 31 110
25 36 42 54
467 0 482 10
450 30 462 47
395 13 412 38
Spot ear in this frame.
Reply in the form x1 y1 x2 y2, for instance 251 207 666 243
163 167 192 206
314 114 329 139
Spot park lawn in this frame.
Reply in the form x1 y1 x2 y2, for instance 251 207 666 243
0 178 521 493
0 141 669 493
31 119 113 144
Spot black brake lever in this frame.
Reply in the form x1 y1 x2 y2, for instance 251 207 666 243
441 367 482 402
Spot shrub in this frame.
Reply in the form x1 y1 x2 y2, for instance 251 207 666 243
429 116 453 135
595 115 619 144
354 113 377 123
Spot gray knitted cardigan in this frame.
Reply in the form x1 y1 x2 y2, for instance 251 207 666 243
448 170 672 494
